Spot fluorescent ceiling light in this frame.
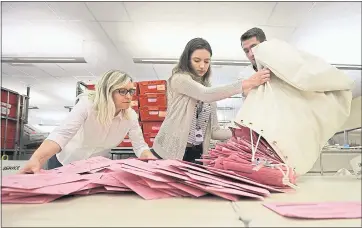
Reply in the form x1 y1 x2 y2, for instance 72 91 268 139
2 57 87 64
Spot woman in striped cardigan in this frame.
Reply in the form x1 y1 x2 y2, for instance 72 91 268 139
152 38 270 164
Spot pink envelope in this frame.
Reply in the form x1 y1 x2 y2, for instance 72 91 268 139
149 161 188 176
2 173 84 189
183 171 267 199
167 182 207 197
3 180 90 195
2 192 41 201
184 181 239 201
263 202 362 219
185 169 270 196
167 188 192 197
153 168 192 181
1 194 62 204
118 158 158 170
76 182 102 191
204 185 264 200
118 166 175 183
104 186 132 192
112 171 173 200
141 177 174 189
157 189 180 197
205 166 286 193
91 173 128 188
170 161 215 175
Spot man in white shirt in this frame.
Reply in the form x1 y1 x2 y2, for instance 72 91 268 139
238 27 268 98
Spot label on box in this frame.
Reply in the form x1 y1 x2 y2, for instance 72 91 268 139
1 107 10 115
149 111 158 115
123 139 131 143
150 138 155 142
148 85 157 89
159 111 166 117
151 126 160 131
148 98 157 103
1 102 11 108
157 85 165 91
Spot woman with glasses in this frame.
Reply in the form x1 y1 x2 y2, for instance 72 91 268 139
20 70 155 173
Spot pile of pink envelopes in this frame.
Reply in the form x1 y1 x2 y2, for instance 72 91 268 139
2 155 294 204
2 126 297 204
201 126 297 187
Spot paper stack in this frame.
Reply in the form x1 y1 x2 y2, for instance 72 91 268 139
2 125 297 204
2 157 293 204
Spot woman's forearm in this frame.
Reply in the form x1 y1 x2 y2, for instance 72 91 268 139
31 140 62 165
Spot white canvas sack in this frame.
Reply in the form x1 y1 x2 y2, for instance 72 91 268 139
234 39 354 176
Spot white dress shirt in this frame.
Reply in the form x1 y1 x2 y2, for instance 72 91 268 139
46 95 149 165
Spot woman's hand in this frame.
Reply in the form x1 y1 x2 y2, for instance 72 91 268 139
140 150 157 159
242 69 271 96
18 157 42 174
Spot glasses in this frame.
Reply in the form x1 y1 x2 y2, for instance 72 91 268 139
115 88 136 96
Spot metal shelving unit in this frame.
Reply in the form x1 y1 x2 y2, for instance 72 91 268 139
1 86 30 160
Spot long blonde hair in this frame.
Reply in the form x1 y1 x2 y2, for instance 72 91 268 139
88 70 133 126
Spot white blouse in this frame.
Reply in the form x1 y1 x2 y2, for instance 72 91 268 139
46 95 149 165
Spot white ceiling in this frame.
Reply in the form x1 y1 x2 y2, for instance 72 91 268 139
1 1 361 129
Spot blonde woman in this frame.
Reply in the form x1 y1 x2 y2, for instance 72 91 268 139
20 70 155 173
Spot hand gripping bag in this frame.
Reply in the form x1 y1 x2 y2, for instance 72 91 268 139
234 39 354 176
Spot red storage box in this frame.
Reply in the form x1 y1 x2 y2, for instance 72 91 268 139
1 88 19 119
86 84 95 90
1 119 17 140
144 135 156 147
134 82 139 95
139 106 167 122
138 80 166 95
117 134 132 147
1 103 17 119
142 122 162 136
1 138 15 149
139 94 167 107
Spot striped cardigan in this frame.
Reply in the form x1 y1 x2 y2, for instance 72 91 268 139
152 72 244 160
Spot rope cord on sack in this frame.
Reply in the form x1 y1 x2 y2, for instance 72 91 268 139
249 78 298 189
267 79 298 189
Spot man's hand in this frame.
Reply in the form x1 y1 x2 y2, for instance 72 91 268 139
140 150 157 159
242 69 271 96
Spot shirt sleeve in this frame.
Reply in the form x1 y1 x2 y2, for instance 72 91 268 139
238 66 255 99
170 73 244 103
46 97 89 150
128 110 150 157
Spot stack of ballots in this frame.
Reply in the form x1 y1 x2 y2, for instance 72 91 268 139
1 155 294 204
